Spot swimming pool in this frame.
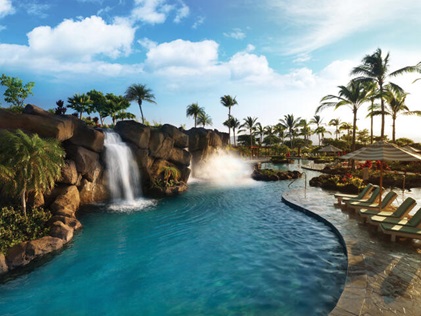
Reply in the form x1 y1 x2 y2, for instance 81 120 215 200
0 176 347 315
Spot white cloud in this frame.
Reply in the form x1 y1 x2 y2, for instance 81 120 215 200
267 0 421 55
223 28 246 40
145 39 219 70
138 37 158 50
174 1 189 23
0 0 14 18
192 16 205 29
25 2 50 18
26 16 135 61
131 0 189 24
228 51 274 82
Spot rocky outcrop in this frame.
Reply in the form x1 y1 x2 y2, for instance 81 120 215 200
0 106 229 275
252 169 302 181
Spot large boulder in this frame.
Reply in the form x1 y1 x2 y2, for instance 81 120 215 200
185 128 210 152
115 120 150 149
26 236 65 258
59 160 78 185
48 215 83 231
67 116 104 153
50 185 80 217
161 124 189 148
78 178 109 205
149 130 174 160
0 253 8 274
0 107 74 141
5 242 30 269
50 222 74 242
168 147 191 166
64 144 100 179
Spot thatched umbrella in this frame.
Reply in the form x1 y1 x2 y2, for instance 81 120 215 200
341 141 421 208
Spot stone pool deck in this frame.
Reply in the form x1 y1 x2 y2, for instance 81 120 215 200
283 187 421 316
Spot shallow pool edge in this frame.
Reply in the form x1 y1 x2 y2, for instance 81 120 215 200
283 189 367 316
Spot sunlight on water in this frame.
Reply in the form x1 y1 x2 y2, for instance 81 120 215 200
192 150 256 187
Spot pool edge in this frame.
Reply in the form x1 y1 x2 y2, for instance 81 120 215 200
282 189 367 316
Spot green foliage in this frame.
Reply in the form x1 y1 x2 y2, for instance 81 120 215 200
0 206 52 253
67 93 93 119
0 130 65 215
0 74 35 107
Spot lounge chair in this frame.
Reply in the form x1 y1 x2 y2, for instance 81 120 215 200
343 186 381 210
334 183 375 207
379 207 421 241
347 190 397 212
361 197 416 224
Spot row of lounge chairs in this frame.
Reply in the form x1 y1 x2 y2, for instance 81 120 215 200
334 183 421 242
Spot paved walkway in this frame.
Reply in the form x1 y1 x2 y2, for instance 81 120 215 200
283 186 421 316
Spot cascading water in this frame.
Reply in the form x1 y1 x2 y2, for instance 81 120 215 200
191 150 255 186
104 132 140 202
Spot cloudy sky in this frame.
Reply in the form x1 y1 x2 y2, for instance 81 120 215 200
1 0 421 141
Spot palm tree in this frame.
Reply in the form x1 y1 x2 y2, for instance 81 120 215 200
124 83 156 124
298 119 312 141
220 95 238 141
186 102 204 128
239 116 258 148
279 114 301 149
105 93 132 124
313 126 331 145
231 117 240 146
328 118 341 140
380 86 421 142
351 48 409 139
197 111 213 127
273 123 286 145
391 61 421 83
67 93 93 119
310 115 324 145
263 125 279 146
0 130 65 216
254 122 265 145
317 80 370 154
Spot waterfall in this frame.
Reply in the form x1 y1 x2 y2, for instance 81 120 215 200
104 132 140 202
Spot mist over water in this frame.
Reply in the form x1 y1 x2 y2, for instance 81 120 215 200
191 150 255 187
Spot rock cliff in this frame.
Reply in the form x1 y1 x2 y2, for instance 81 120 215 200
0 105 228 275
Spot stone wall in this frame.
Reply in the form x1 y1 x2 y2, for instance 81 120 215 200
0 105 228 275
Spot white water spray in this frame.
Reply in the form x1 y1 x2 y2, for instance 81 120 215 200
104 132 140 202
192 150 255 186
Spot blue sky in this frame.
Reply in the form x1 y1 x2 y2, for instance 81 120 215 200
1 0 421 141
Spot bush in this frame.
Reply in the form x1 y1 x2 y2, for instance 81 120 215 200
0 207 52 253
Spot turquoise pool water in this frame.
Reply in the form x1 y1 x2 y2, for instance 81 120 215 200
0 175 347 315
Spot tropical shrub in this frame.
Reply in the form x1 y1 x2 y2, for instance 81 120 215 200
0 207 52 253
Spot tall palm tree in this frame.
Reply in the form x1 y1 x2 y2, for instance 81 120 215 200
310 115 324 145
254 122 265 145
124 83 156 124
186 102 204 128
380 86 421 142
298 119 312 141
0 130 65 216
313 126 331 146
239 116 258 148
328 118 341 140
351 48 407 139
231 117 240 146
273 123 286 145
279 114 301 149
197 111 213 127
220 95 238 141
339 122 353 148
317 80 370 156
